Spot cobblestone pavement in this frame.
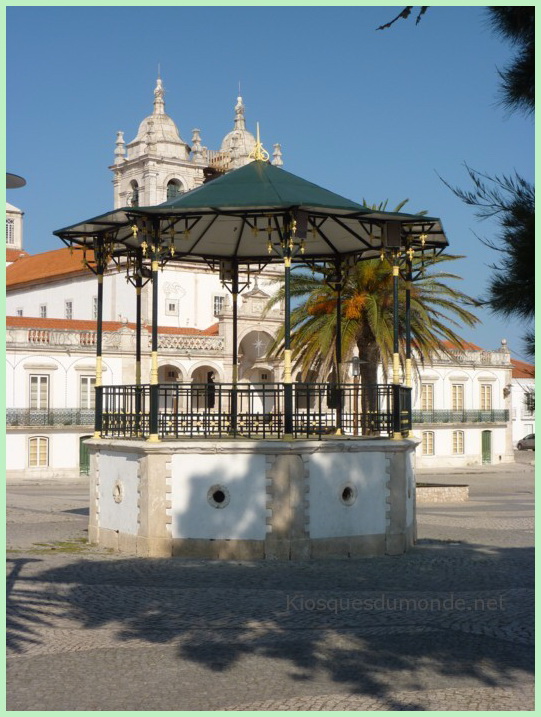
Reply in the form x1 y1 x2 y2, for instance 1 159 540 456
6 458 534 711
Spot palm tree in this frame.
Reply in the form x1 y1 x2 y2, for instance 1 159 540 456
266 250 479 433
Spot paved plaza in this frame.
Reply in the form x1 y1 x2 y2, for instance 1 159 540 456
6 454 534 710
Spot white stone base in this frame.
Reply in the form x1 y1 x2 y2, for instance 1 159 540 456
87 437 418 559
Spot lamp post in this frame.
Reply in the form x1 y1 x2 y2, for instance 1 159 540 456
351 356 360 436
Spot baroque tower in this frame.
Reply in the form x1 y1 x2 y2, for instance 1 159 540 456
110 78 283 208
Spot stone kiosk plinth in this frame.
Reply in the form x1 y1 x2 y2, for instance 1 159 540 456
87 437 417 559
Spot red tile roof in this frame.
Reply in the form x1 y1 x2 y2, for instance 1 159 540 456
441 339 483 351
511 358 535 379
6 315 219 336
6 247 95 288
6 316 125 331
155 323 219 336
6 248 30 263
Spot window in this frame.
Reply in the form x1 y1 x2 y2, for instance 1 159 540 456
6 218 15 245
30 375 49 410
524 390 535 415
167 180 183 200
261 373 269 381
451 384 464 411
129 181 139 207
165 299 178 316
452 430 464 455
421 384 434 411
16 308 23 317
480 384 492 411
92 296 98 320
39 304 47 319
65 300 73 320
80 376 96 410
422 431 434 456
213 295 225 317
29 437 49 468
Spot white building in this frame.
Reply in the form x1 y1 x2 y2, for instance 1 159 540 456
411 340 515 468
5 78 526 480
6 202 28 266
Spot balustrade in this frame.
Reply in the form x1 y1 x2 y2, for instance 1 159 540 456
99 382 411 440
7 325 223 354
6 408 95 427
412 409 509 424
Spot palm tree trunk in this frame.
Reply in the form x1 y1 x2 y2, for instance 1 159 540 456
357 340 381 436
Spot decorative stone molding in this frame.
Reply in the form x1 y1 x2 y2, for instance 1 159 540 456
23 363 59 371
156 335 225 352
112 479 124 503
265 451 310 560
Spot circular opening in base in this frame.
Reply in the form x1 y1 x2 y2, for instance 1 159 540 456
213 489 226 504
340 483 357 506
207 484 230 509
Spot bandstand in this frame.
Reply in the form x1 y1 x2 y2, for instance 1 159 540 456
54 155 449 559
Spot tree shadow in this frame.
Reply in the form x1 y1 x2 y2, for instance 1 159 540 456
7 542 534 708
6 558 69 654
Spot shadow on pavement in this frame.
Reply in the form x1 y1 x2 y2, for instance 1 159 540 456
6 541 534 708
62 507 89 516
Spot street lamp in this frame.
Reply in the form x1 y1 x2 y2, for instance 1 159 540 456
351 356 361 436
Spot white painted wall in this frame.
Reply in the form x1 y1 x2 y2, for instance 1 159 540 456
414 366 506 411
308 451 388 538
170 452 267 540
7 263 274 330
414 425 509 468
156 268 227 329
6 430 90 479
7 353 122 409
511 379 535 445
6 433 27 471
7 274 97 320
97 451 140 534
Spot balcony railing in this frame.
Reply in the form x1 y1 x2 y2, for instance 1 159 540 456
6 328 121 350
412 409 509 424
433 349 510 366
6 408 95 427
6 326 224 354
99 382 412 440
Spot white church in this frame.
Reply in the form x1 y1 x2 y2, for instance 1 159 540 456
6 79 533 480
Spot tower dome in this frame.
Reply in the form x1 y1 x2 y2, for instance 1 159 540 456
220 96 256 168
127 78 189 159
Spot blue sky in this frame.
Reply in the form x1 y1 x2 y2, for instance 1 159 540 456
6 5 534 358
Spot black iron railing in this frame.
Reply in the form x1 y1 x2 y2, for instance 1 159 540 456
412 409 509 424
98 382 412 440
6 408 95 427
